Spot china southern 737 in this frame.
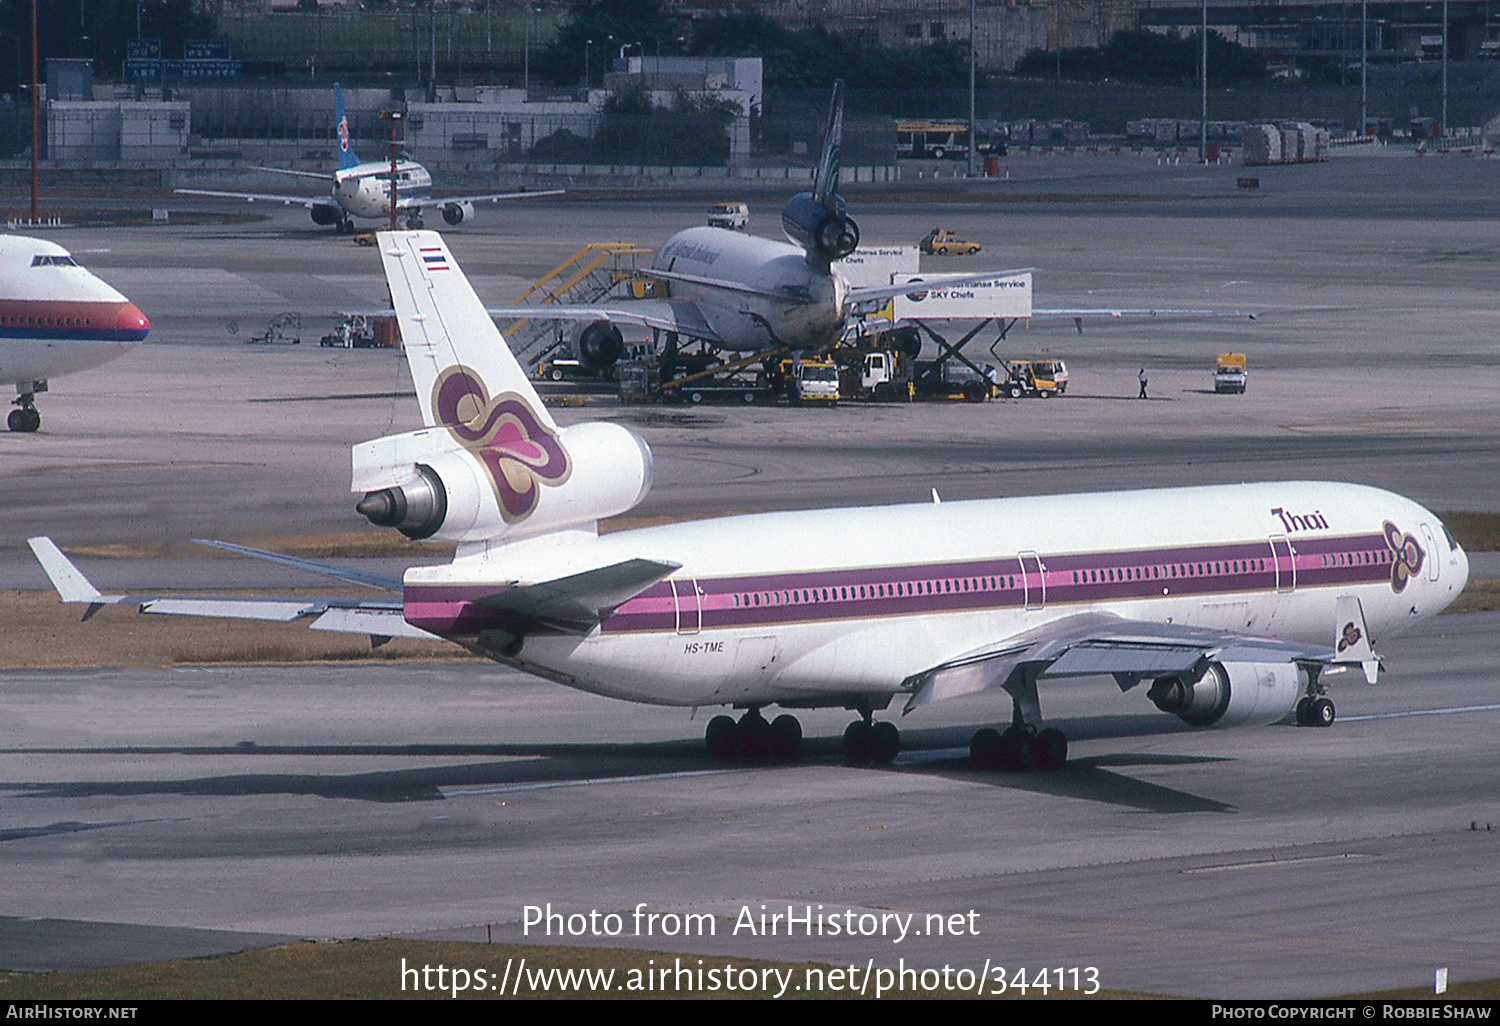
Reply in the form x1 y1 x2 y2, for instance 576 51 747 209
29 231 1468 770
175 83 562 233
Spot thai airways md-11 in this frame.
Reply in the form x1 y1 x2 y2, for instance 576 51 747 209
29 232 1469 771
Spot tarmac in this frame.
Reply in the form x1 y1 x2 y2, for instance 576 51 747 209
0 149 1497 997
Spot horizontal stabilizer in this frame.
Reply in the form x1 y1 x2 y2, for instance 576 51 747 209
478 557 682 635
1333 594 1381 683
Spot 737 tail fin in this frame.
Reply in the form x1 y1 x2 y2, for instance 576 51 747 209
334 82 360 170
378 230 555 432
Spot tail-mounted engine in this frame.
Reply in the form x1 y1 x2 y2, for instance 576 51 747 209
781 192 860 263
352 420 652 543
1147 661 1302 729
441 201 475 226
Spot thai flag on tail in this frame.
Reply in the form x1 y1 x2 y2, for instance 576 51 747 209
420 246 449 272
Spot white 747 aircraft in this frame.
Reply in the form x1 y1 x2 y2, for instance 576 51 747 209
30 231 1469 770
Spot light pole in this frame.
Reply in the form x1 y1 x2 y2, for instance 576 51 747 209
584 38 591 90
1200 0 1209 163
968 0 978 177
1360 0 1368 135
1441 0 1449 134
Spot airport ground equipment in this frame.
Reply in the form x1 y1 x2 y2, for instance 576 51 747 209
999 359 1063 398
618 342 790 405
503 242 654 372
1215 353 1248 394
707 202 749 230
247 312 301 345
781 355 840 405
319 313 380 348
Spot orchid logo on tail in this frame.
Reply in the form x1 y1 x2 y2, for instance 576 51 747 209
433 366 571 522
1383 520 1425 593
338 115 350 155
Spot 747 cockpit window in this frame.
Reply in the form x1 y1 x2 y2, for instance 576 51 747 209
31 255 78 267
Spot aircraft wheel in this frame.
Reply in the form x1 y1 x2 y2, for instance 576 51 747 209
705 715 738 760
689 391 705 404
8 407 38 432
843 720 872 764
1294 697 1314 726
768 714 803 763
970 727 1003 770
1034 728 1068 770
1310 697 1336 728
549 368 564 381
405 216 424 230
998 725 1036 772
867 721 900 765
737 710 771 760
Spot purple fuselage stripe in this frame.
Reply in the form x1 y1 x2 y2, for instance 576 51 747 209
402 531 1400 636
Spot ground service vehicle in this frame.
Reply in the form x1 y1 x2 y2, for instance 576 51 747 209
920 229 982 256
1215 353 1248 393
1030 358 1068 393
707 202 749 230
915 359 993 402
782 357 840 405
838 348 915 401
1002 359 1063 398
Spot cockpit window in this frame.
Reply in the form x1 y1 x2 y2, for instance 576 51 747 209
1442 524 1459 551
31 255 78 267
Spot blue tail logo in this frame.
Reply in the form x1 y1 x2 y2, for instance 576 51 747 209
334 82 359 170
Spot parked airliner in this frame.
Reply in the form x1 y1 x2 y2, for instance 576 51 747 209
175 83 562 233
30 232 1469 770
0 237 149 432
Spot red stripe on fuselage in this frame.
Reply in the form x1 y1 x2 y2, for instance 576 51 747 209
0 298 149 341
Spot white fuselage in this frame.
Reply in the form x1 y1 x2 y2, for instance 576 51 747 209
332 160 434 220
0 237 148 388
651 226 847 351
402 481 1468 710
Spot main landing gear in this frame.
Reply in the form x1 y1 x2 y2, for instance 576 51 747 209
701 708 903 766
969 668 1070 772
1294 669 1336 728
705 709 802 763
8 393 39 433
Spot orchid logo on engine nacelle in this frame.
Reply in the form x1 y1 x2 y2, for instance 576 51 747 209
433 365 572 522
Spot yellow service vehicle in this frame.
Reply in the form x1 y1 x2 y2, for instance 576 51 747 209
1214 353 1247 394
919 228 982 256
1000 359 1062 398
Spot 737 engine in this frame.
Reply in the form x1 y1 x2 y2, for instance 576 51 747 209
351 420 652 544
1147 661 1302 728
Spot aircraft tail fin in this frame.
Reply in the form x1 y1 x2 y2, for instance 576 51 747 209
377 230 555 432
811 79 844 208
334 82 360 170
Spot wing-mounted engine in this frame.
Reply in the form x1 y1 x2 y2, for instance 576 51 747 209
352 419 652 544
311 204 343 226
577 320 625 369
441 201 475 226
1147 661 1302 729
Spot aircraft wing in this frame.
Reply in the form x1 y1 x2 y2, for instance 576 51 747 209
648 267 814 304
496 299 724 343
846 267 1035 306
1030 307 1257 320
174 187 331 209
250 165 336 182
402 188 565 211
902 606 1378 713
28 536 679 644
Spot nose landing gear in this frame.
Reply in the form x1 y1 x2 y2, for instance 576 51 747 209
8 393 40 432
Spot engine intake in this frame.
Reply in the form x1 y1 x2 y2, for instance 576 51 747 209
578 321 624 369
781 192 860 261
1148 661 1302 729
441 201 474 226
310 204 342 226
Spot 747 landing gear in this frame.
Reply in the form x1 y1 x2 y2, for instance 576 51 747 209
8 395 39 433
843 717 900 765
705 709 802 763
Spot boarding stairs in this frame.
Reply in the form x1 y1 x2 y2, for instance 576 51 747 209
501 242 654 370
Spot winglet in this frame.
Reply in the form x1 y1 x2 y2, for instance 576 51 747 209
1333 594 1380 684
26 537 106 603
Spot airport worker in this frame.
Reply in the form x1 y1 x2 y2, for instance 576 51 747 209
1138 368 1148 399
